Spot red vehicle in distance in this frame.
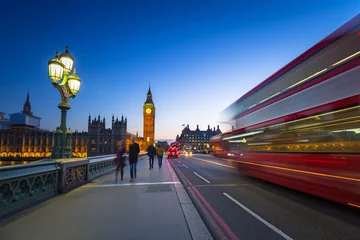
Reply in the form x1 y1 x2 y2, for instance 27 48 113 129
167 142 180 158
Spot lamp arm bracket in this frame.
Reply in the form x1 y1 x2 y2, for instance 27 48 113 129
53 81 74 105
58 70 69 86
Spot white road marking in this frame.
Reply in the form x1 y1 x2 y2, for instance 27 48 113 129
83 181 181 187
183 164 189 168
193 172 211 184
223 193 293 240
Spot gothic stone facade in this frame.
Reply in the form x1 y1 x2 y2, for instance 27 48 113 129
0 128 87 159
87 115 127 156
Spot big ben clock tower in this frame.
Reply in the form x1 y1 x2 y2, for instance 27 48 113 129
143 87 155 145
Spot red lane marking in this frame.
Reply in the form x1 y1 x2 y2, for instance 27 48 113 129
171 161 240 240
171 162 229 239
191 186 240 240
187 184 229 239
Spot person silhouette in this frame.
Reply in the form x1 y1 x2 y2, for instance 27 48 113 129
128 137 140 182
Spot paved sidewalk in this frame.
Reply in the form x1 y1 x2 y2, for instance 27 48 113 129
0 156 211 240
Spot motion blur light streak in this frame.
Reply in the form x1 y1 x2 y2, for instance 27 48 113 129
223 130 263 140
212 15 360 207
222 159 360 182
348 203 360 208
332 50 360 66
192 157 238 169
284 68 328 90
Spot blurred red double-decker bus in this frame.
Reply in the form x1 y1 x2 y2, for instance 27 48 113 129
212 14 360 208
167 142 180 158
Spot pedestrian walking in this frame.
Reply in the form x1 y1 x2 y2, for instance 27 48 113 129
114 140 126 182
156 144 164 168
147 142 157 169
128 137 140 182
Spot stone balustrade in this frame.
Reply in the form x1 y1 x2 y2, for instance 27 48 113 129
57 158 89 193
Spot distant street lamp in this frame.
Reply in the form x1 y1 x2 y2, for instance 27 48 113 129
48 46 81 158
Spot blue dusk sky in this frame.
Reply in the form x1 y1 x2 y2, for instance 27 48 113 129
0 0 359 141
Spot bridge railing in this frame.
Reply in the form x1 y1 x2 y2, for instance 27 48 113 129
88 155 116 180
0 161 59 219
87 153 147 180
0 152 148 219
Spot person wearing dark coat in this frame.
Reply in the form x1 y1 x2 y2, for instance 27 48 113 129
147 143 157 169
114 140 126 182
128 137 140 182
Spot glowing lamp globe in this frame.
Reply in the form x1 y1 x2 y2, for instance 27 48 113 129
60 46 74 72
67 68 81 95
48 51 64 81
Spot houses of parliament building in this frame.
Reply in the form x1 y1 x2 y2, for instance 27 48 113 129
0 88 156 160
0 93 87 160
87 87 155 155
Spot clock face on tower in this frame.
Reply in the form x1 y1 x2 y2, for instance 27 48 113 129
145 108 152 114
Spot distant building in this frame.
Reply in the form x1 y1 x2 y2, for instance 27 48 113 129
0 112 9 130
176 125 222 153
125 131 145 153
9 93 41 128
0 93 87 160
85 87 157 156
71 131 88 158
1 86 159 159
157 141 170 151
87 115 127 156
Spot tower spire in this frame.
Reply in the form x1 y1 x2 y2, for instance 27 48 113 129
145 86 153 104
147 84 152 96
23 91 32 116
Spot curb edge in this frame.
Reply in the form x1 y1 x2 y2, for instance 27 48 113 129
166 159 214 240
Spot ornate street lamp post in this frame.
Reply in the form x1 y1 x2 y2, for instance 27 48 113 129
48 46 81 159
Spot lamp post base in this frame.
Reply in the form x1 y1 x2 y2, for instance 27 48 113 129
52 127 63 159
61 147 73 158
62 126 73 158
51 149 62 159
50 105 74 159
57 104 73 159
